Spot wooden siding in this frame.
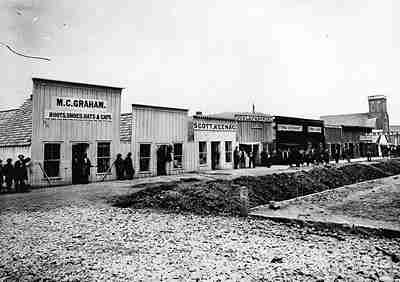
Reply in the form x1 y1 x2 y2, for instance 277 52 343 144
0 146 31 161
31 81 122 186
237 121 274 143
131 106 188 177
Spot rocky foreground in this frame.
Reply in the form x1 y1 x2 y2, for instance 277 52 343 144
1 206 400 281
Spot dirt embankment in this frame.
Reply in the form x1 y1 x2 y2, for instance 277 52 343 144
113 159 400 215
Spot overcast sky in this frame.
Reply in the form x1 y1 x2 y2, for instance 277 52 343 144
1 0 399 122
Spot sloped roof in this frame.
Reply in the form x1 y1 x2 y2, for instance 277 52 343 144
0 109 17 125
206 112 273 120
0 98 32 147
320 113 376 128
120 113 132 142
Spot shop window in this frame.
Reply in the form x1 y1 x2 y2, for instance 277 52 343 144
97 142 111 173
43 143 61 177
173 143 183 168
140 144 151 171
225 141 232 163
199 142 207 165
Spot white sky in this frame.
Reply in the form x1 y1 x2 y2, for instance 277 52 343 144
1 0 399 122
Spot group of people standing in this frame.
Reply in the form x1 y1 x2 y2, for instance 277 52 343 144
114 152 135 180
233 147 257 169
0 154 31 193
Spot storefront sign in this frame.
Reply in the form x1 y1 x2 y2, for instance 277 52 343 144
360 135 373 142
235 114 274 122
277 124 303 132
193 121 237 131
45 97 112 121
44 110 112 121
52 97 108 111
307 126 322 133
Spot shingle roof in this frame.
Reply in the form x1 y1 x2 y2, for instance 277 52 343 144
120 113 132 142
0 98 32 147
320 113 376 128
0 109 18 125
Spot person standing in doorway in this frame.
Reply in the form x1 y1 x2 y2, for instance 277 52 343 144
81 153 91 184
239 150 245 169
233 147 240 169
334 147 340 164
72 153 81 184
115 153 125 180
124 152 135 180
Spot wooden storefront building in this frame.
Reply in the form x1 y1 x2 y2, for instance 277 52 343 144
205 111 274 165
0 78 123 186
187 115 238 171
129 104 189 177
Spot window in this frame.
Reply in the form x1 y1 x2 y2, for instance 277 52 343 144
199 142 207 165
225 141 232 163
173 143 183 168
97 142 111 173
44 143 61 177
140 144 151 171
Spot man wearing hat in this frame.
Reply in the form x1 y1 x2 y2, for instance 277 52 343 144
14 154 28 192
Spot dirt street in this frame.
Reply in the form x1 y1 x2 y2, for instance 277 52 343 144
1 181 399 281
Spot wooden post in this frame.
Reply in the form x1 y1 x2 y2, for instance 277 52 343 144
238 186 249 217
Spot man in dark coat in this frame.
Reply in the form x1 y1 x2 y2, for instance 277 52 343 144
3 159 14 191
260 148 268 167
115 153 125 180
14 154 27 192
233 147 240 169
124 152 134 180
81 153 91 184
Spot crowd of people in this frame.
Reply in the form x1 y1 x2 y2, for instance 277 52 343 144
0 154 32 193
232 144 358 169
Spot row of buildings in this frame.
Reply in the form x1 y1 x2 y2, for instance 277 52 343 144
0 78 396 186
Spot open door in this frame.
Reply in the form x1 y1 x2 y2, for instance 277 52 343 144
157 145 168 176
72 143 89 184
211 141 220 170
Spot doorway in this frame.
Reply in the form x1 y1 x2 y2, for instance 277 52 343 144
157 145 168 176
72 143 89 184
252 144 259 165
211 142 220 170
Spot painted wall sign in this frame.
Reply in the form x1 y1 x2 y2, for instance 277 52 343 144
51 97 108 112
45 97 111 121
235 114 274 122
277 124 303 132
307 126 322 133
44 110 112 121
193 121 237 131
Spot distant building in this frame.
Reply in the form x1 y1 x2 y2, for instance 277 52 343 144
321 95 390 158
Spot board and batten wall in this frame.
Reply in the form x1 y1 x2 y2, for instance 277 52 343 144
30 79 122 186
131 105 189 177
0 146 31 161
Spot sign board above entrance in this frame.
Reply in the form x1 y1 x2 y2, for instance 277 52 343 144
277 124 303 132
52 97 108 111
235 114 274 122
307 126 322 133
193 121 237 131
45 97 112 121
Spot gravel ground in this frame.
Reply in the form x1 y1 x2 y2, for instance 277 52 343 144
1 184 400 281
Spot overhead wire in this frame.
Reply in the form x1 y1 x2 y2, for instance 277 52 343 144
0 41 51 61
